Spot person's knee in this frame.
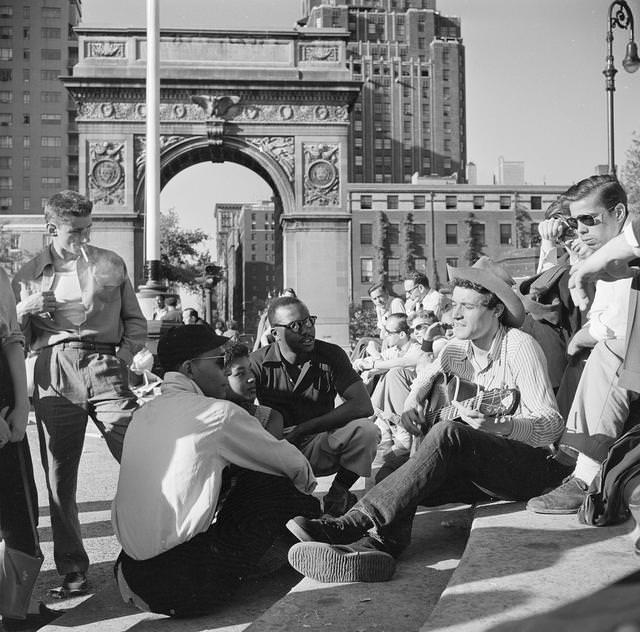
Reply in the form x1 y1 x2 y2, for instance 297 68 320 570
424 419 471 450
350 418 381 449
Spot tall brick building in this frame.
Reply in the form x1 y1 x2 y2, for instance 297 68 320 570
302 0 466 184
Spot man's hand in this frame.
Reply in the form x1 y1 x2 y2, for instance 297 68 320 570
284 423 314 447
399 407 426 436
18 290 57 316
566 327 597 357
538 218 565 243
0 407 11 448
451 401 513 436
353 357 374 372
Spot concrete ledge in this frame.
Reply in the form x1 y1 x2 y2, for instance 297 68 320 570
421 501 640 632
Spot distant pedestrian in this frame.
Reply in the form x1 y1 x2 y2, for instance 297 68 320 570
159 296 182 323
151 295 167 320
223 320 240 342
182 307 205 326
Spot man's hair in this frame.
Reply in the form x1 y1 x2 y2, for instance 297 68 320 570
44 190 93 224
157 324 227 372
564 174 627 211
408 272 430 289
386 313 410 334
183 307 198 318
367 282 387 297
544 195 570 220
223 342 249 372
165 296 178 308
281 287 297 297
451 278 502 311
408 309 438 327
267 296 305 324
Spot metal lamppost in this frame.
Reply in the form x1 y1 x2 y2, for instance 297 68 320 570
604 0 640 175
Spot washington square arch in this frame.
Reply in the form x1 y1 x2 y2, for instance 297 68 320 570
64 27 361 345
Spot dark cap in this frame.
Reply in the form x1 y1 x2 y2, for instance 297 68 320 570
157 324 228 371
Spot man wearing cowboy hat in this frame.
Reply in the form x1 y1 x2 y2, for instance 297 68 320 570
284 258 570 583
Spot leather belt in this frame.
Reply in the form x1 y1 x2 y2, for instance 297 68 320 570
55 340 117 355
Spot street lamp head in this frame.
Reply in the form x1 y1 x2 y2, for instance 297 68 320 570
622 40 640 72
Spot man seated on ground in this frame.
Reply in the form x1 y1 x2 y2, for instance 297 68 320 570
181 307 205 325
250 297 376 517
224 342 284 439
285 258 569 583
527 175 637 514
159 295 182 323
404 272 447 319
368 282 405 341
112 325 319 617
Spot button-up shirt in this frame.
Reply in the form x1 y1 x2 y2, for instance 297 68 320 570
406 325 563 447
249 340 361 428
12 244 146 364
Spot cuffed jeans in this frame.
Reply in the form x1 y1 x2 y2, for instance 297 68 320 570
354 420 572 557
33 345 137 575
115 470 321 617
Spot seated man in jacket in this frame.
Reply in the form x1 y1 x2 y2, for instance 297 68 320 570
250 297 376 517
285 258 569 583
112 325 319 617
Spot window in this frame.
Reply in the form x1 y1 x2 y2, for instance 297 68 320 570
0 113 10 126
360 194 372 210
41 49 61 60
387 257 400 281
531 195 542 210
442 70 450 81
41 136 61 147
0 176 12 189
0 47 12 61
0 135 12 148
41 27 61 39
0 6 12 18
499 224 512 245
42 6 61 19
499 195 511 210
0 196 11 210
387 223 399 245
414 223 426 244
0 156 10 168
23 6 30 19
387 195 398 209
445 195 457 209
446 257 458 268
41 91 61 103
23 136 30 148
360 257 373 283
23 114 29 125
413 195 425 209
414 257 427 274
22 176 29 189
22 197 29 210
0 26 11 39
40 69 59 80
41 113 61 124
23 91 29 104
22 26 29 39
0 90 11 103
443 139 451 153
22 68 29 82
445 223 458 245
360 223 372 245
23 48 29 60
473 195 485 210
471 223 486 246
22 156 29 169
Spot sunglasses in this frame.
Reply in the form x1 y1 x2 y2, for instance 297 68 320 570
561 213 604 230
272 315 317 334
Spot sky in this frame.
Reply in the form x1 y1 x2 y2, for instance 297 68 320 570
80 0 640 240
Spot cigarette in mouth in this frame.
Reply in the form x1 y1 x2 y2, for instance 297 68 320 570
80 246 89 262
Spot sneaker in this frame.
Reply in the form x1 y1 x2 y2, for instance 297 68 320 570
322 487 358 517
48 571 89 599
2 603 63 631
526 476 588 514
288 539 396 583
286 513 368 545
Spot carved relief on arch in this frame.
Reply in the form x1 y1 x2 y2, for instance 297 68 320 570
246 137 294 182
88 141 125 207
302 143 339 207
134 135 191 184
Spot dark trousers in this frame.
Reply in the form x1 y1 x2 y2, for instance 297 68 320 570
357 420 573 557
116 469 321 617
0 438 39 556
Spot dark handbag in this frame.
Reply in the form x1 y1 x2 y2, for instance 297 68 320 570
0 350 43 619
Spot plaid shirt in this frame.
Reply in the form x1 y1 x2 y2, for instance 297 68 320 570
406 325 563 448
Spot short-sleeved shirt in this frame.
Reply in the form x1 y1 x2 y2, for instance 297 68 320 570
249 340 362 428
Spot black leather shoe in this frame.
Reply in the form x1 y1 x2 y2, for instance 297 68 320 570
2 603 63 631
48 571 89 598
286 512 370 545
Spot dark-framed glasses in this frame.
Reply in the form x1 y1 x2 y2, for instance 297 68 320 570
273 315 317 333
561 213 604 230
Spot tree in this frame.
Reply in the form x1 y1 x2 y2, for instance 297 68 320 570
463 212 485 265
515 200 532 248
159 208 213 289
621 131 640 217
0 223 31 275
373 211 389 284
400 212 418 277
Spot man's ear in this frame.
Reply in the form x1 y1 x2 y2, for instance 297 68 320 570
46 223 58 236
494 303 505 319
615 202 628 226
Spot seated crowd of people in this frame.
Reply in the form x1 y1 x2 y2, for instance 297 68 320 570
2 175 640 626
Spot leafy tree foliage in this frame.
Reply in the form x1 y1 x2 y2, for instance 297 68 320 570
160 208 212 289
400 212 418 277
621 131 640 216
463 212 485 265
515 201 532 248
373 210 389 284
0 224 31 275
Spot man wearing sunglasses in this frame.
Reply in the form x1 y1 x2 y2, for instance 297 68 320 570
112 324 319 616
250 297 377 517
528 174 636 514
